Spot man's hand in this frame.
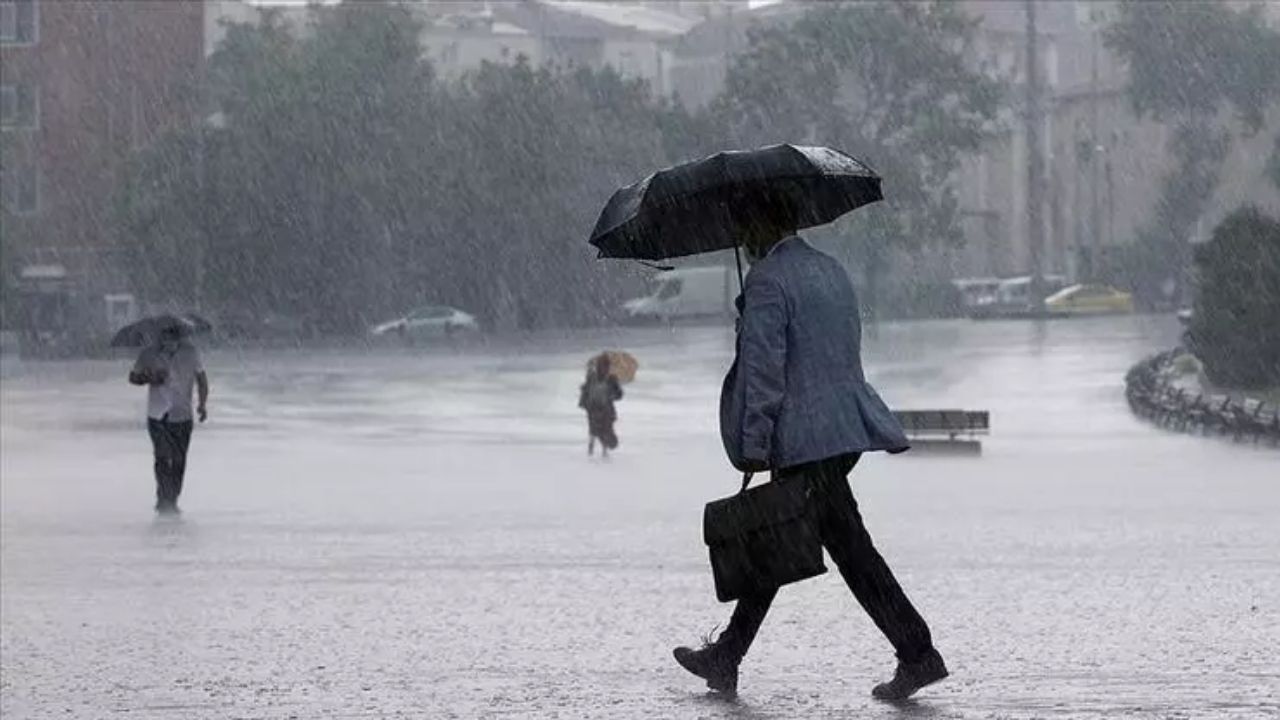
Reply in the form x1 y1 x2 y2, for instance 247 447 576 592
197 405 208 423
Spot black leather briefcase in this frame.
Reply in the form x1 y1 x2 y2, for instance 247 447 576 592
703 473 827 603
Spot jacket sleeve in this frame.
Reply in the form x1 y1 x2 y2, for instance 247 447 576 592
609 377 623 401
738 274 788 464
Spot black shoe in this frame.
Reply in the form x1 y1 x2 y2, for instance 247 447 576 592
673 644 739 694
155 501 181 516
872 648 948 701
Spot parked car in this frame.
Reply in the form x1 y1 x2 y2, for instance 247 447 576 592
1045 283 1134 316
369 305 479 341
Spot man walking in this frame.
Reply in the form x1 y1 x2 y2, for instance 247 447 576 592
129 326 208 515
673 203 947 700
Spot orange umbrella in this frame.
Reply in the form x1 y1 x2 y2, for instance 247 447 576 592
588 351 638 384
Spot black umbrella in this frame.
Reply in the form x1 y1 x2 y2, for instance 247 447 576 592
589 144 882 262
110 313 212 348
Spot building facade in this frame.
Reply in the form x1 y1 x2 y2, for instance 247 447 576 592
951 0 1280 290
1 0 203 351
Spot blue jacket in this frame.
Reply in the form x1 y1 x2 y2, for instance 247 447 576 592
720 237 909 470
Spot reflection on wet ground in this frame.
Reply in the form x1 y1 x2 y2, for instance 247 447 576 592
2 317 1277 718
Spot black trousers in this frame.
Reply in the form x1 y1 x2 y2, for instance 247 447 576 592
716 454 935 664
147 418 193 507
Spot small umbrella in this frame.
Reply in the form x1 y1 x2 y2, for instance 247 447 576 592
110 313 212 348
588 350 638 384
589 144 882 262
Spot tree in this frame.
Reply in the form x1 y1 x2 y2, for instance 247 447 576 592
1105 2 1280 133
436 60 682 329
114 3 700 333
114 130 206 308
117 5 438 331
1188 206 1280 389
123 5 468 331
710 1 1002 316
1106 1 1280 306
1 137 23 327
1123 124 1230 309
1268 135 1280 191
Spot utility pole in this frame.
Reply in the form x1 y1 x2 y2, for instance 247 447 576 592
195 123 206 314
192 28 214 316
1088 21 1102 283
1105 148 1115 250
1024 0 1046 314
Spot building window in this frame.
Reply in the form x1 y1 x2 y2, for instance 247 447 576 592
0 0 38 45
0 83 39 130
0 138 39 214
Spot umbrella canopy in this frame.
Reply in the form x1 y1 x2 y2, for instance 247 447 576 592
588 350 638 384
110 313 212 348
589 144 882 261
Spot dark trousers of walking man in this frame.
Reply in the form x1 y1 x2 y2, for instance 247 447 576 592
679 229 945 700
148 415 193 512
713 454 934 663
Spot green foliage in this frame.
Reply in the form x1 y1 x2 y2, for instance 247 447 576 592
1123 122 1231 307
1106 1 1280 306
1188 206 1280 389
114 131 204 306
1269 135 1280 190
1104 1 1280 133
1 133 29 326
116 4 705 333
712 1 1003 255
435 60 680 329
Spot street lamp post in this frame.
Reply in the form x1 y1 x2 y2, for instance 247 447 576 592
194 122 206 314
1024 0 1046 314
1088 19 1101 283
193 111 225 315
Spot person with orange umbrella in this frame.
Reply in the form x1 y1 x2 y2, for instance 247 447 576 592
578 352 635 457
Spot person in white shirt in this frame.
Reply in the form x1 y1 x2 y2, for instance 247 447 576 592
129 326 209 514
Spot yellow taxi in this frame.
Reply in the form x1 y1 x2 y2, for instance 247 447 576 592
1045 283 1135 316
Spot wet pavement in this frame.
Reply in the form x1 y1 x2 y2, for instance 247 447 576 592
2 316 1277 719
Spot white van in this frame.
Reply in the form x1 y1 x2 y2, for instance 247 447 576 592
967 274 1068 319
995 274 1068 306
622 266 736 323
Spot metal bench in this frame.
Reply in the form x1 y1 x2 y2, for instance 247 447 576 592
892 409 990 455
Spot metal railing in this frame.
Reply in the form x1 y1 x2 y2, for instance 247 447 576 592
1125 349 1280 446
